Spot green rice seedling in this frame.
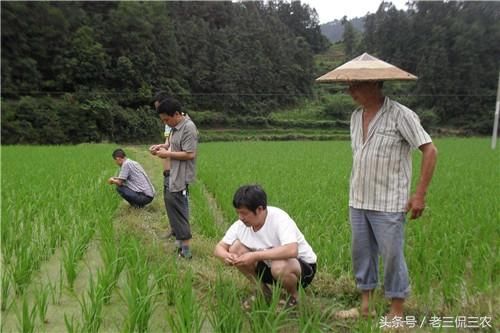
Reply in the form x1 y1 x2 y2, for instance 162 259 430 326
47 265 64 305
245 283 291 333
295 288 332 333
165 269 205 333
122 275 158 333
98 229 126 297
47 277 59 306
78 274 104 333
62 234 88 290
206 271 244 333
189 180 222 238
1 268 12 312
15 295 38 333
64 314 82 333
97 230 123 304
62 244 80 291
153 261 178 306
122 240 158 333
96 267 116 305
34 283 49 324
12 245 35 295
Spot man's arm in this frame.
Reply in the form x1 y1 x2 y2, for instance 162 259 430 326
406 142 438 219
214 241 240 265
155 149 196 160
233 243 298 267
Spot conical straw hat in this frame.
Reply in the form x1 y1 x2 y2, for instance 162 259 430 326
315 53 417 82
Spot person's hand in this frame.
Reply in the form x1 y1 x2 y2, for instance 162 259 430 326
405 193 425 219
149 145 160 155
233 252 257 267
156 147 169 159
107 177 115 185
224 253 239 266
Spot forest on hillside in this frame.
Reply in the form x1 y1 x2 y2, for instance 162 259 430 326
341 1 499 133
1 1 329 144
1 1 499 144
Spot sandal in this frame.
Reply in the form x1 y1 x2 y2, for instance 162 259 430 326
284 296 298 309
335 307 376 319
242 295 256 311
335 308 360 319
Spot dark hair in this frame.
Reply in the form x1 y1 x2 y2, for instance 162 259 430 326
150 91 169 109
157 97 182 116
112 148 126 159
232 185 267 213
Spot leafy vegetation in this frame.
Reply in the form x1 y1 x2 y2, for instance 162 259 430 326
1 1 328 144
1 140 498 331
2 1 498 144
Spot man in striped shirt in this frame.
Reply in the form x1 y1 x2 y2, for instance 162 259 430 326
346 81 437 319
108 148 155 208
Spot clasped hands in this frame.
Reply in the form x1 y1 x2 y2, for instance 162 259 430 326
224 252 257 267
149 144 170 158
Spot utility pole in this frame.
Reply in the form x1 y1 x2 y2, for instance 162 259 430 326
492 72 500 149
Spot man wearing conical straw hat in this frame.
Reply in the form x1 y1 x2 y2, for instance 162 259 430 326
317 53 438 322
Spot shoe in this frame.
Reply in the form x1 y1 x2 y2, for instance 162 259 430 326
178 250 192 259
242 295 256 311
241 290 272 311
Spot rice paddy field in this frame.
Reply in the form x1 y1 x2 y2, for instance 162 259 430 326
1 138 498 332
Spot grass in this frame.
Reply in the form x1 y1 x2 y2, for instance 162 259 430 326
1 139 498 332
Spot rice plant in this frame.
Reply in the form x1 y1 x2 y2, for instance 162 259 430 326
245 283 291 333
121 239 158 333
154 260 178 306
97 225 125 304
296 288 333 333
15 295 38 333
47 266 64 305
62 238 86 290
78 274 104 333
206 271 244 333
1 268 12 312
64 314 82 333
34 283 50 324
165 269 205 333
12 245 35 295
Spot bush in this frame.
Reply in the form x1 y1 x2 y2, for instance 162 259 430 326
415 107 440 131
1 96 160 144
320 94 356 120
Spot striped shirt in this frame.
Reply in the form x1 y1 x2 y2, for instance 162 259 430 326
118 159 155 198
349 97 432 212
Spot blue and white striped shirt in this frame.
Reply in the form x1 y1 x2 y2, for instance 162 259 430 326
349 97 432 212
118 159 155 198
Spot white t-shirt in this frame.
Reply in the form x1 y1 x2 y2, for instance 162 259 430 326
222 206 317 264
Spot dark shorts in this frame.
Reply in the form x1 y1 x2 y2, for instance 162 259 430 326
255 259 317 288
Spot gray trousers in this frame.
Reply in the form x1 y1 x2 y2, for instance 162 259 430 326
164 175 191 241
350 207 410 299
